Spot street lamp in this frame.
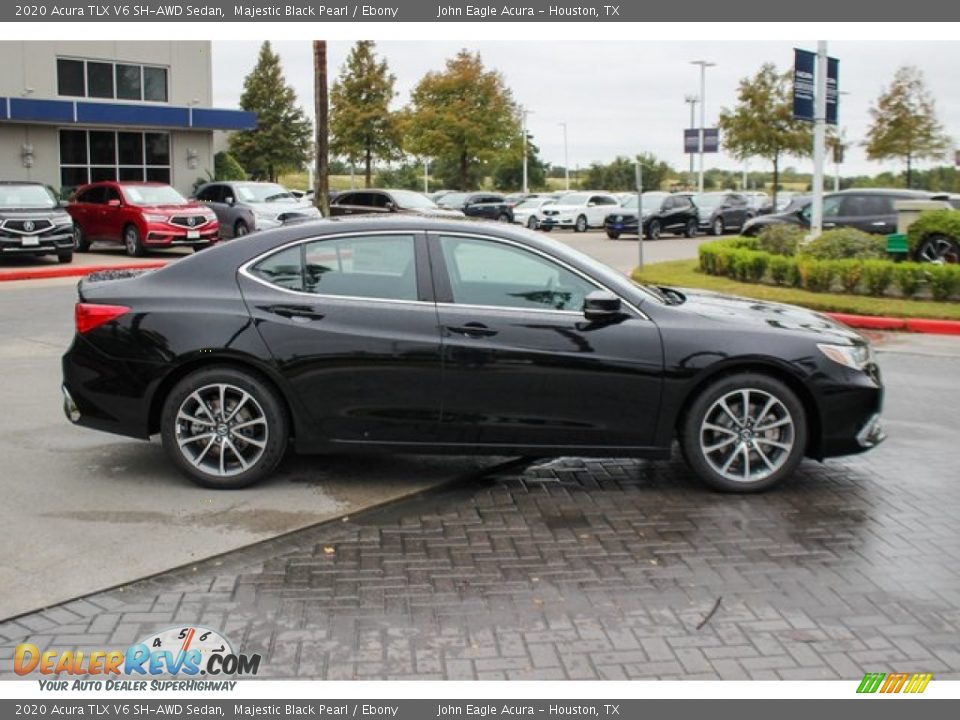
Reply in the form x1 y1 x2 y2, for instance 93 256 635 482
559 122 570 191
521 106 534 194
684 94 698 183
690 60 716 194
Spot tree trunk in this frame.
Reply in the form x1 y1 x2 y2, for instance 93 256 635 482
459 151 468 191
364 142 372 189
906 154 913 189
313 41 330 217
771 153 780 212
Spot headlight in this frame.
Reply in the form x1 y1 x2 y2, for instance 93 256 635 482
817 343 873 370
143 214 168 222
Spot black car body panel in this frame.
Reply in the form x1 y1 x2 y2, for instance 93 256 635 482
62 217 882 466
0 182 75 259
329 189 464 220
437 193 513 223
604 194 698 238
694 192 753 233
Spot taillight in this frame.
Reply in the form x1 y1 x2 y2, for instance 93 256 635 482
75 303 130 334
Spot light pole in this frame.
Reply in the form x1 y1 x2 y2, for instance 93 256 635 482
559 122 570 191
690 60 715 194
684 94 698 184
423 158 429 194
810 42 828 238
521 107 533 194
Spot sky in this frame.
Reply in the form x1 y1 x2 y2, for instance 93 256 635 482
211 41 959 180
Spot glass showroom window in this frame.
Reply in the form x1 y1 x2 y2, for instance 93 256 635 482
59 130 171 191
56 58 168 102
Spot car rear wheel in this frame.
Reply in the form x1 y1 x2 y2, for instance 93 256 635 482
646 220 661 240
606 230 621 240
497 213 511 223
684 219 698 238
680 373 807 492
74 227 91 252
161 367 289 489
123 224 145 257
234 220 250 237
917 234 960 264
526 216 538 230
710 217 724 236
575 215 588 233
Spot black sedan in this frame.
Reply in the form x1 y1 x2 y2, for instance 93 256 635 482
62 218 884 493
604 192 699 240
329 189 465 219
437 192 513 223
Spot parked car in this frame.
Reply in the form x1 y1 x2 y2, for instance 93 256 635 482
743 191 772 216
511 197 556 230
62 217 884 493
694 192 754 235
504 192 546 208
69 182 219 256
0 181 75 263
539 191 620 232
604 192 699 240
437 192 513 222
195 181 321 239
742 189 938 237
330 189 464 219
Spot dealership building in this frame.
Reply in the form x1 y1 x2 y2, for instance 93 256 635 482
0 41 255 197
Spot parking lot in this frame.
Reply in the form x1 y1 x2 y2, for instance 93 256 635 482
1 237 959 680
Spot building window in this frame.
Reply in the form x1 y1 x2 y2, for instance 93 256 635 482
59 129 171 193
56 57 168 103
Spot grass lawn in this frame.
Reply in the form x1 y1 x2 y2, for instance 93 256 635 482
633 259 960 321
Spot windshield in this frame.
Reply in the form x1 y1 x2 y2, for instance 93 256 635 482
558 192 590 205
439 192 468 206
641 192 668 209
694 193 724 208
0 185 58 209
517 198 553 210
122 185 188 206
389 190 438 209
235 183 297 203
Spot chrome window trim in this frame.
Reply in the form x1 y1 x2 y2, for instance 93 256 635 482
238 228 649 320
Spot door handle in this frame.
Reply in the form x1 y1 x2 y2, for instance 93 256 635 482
261 304 325 321
445 322 498 338
871 221 887 226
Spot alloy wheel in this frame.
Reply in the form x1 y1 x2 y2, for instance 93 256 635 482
174 383 269 478
918 235 960 264
699 388 795 483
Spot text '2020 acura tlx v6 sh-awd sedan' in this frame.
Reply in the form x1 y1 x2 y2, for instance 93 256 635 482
61 218 884 493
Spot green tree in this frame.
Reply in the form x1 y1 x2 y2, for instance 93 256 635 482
718 63 812 208
214 151 247 181
864 66 951 189
374 162 425 190
490 133 547 191
581 154 673 191
403 50 520 190
230 41 313 182
330 41 403 188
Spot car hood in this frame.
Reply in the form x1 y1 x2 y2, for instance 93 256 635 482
545 203 588 213
0 207 69 218
137 204 207 213
244 201 319 214
670 287 865 344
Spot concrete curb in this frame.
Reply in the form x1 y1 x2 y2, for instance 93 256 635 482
0 261 167 282
826 312 960 336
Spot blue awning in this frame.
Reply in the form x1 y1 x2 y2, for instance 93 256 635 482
0 97 256 130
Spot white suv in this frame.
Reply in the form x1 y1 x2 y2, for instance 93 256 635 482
538 191 620 232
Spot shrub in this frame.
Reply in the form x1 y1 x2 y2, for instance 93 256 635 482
757 224 804 256
906 208 960 254
862 260 895 296
214 151 248 181
768 255 792 285
800 228 888 260
927 264 960 301
798 258 836 292
834 259 864 294
893 263 925 299
729 250 769 282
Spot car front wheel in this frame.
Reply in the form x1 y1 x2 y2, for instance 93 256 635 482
123 224 145 257
575 215 588 233
710 217 724 236
684 219 698 238
161 367 289 489
526 216 538 230
917 234 960 264
646 220 661 240
606 230 621 240
680 373 807 492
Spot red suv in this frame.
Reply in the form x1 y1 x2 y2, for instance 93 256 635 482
68 182 219 256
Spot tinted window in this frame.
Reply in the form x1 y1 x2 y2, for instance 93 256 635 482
86 62 114 98
841 195 893 217
89 131 115 165
251 246 304 292
117 132 143 165
79 186 106 204
60 129 88 165
145 133 169 166
115 64 141 100
143 66 168 102
197 185 220 202
439 235 597 312
301 235 418 300
57 59 85 96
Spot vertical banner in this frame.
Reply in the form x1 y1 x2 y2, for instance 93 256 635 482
792 48 816 121
826 56 839 125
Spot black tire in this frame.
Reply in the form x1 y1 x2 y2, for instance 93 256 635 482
234 220 250 238
679 372 807 493
540 226 553 232
526 215 538 230
73 227 91 252
160 366 289 489
123 224 145 257
57 249 74 264
497 213 511 223
646 220 661 240
574 215 588 233
710 217 724 236
916 234 960 264
606 230 621 240
192 243 213 253
684 219 698 238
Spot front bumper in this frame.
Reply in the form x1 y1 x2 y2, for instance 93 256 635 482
815 362 885 458
0 230 74 255
145 225 219 246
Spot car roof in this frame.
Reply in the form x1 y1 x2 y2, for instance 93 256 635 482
835 188 934 197
0 180 47 187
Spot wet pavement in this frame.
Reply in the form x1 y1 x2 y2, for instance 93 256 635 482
2 343 959 680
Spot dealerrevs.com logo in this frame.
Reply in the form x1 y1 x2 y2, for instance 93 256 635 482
857 672 933 694
14 625 261 686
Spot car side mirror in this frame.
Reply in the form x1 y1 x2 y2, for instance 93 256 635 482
226 197 236 206
583 290 622 321
386 201 397 212
107 199 121 208
587 201 597 207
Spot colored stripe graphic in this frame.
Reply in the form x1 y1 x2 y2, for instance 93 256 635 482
858 672 931 694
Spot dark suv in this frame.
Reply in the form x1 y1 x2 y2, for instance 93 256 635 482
605 192 699 240
742 189 939 237
0 182 75 263
329 189 465 219
694 192 754 235
437 192 513 223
